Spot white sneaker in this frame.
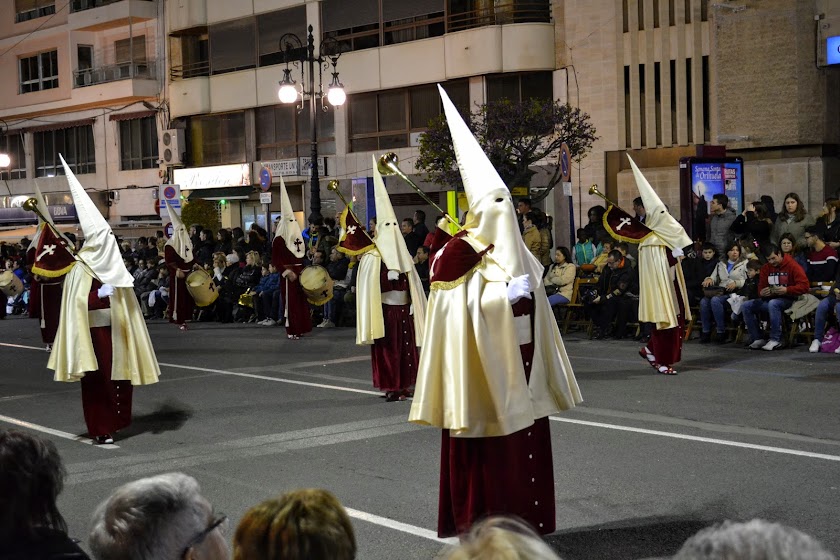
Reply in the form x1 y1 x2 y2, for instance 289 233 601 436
748 339 767 349
809 339 821 353
762 340 782 351
321 319 335 328
263 319 276 326
315 320 326 328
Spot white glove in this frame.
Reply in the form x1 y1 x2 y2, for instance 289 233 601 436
97 284 115 299
671 247 685 258
387 270 399 281
506 274 532 304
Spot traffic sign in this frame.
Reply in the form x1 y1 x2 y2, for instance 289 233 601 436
164 222 173 239
259 167 272 192
159 184 182 217
259 192 272 204
559 142 572 182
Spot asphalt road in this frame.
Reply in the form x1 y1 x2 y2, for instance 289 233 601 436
1 315 838 559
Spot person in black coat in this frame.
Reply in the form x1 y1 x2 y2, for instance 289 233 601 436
586 249 635 339
730 200 773 253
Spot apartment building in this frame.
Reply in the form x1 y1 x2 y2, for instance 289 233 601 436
0 0 164 238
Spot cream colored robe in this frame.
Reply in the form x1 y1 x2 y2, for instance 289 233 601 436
638 238 691 331
48 264 160 385
355 248 426 347
409 253 582 438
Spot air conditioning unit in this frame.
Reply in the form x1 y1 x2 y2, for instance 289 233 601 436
160 129 185 166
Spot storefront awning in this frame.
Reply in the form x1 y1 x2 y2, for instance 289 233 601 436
187 187 253 201
0 224 80 242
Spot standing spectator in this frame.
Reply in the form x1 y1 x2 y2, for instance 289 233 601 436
815 198 840 249
583 205 607 243
538 214 554 267
154 230 166 256
633 196 647 224
194 228 215 265
215 229 232 255
572 228 599 265
761 195 777 223
707 193 737 254
0 429 91 559
516 196 532 232
400 217 422 257
189 224 203 252
699 242 748 343
770 192 814 247
742 244 810 350
89 473 229 560
424 215 446 250
520 211 542 261
804 226 838 283
414 245 430 294
730 200 773 252
412 209 429 240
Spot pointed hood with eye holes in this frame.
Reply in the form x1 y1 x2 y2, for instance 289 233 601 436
372 156 416 273
164 199 193 262
60 154 134 287
273 174 305 258
438 84 544 285
628 155 691 250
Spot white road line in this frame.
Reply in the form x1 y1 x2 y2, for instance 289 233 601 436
551 417 840 462
0 414 119 449
345 507 457 545
0 342 44 351
159 362 381 396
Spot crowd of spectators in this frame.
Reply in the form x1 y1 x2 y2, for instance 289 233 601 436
1 429 835 560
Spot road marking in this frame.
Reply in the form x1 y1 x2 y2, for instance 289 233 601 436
551 417 840 462
286 355 371 369
345 507 457 545
159 362 381 396
0 342 44 351
0 414 119 449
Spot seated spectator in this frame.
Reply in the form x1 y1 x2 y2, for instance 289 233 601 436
616 241 636 268
143 265 170 320
742 244 810 350
89 472 229 560
317 247 350 328
738 234 762 263
323 254 358 328
436 516 561 560
233 489 356 560
591 238 615 273
254 264 280 325
215 253 241 323
779 232 808 271
804 226 838 283
673 519 834 560
195 228 215 266
0 429 90 559
544 246 575 306
699 243 747 343
684 243 719 306
809 260 840 353
587 249 635 339
572 228 599 265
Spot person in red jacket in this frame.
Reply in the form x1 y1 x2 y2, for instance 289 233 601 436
742 244 810 350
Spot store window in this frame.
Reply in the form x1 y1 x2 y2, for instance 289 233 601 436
34 125 96 177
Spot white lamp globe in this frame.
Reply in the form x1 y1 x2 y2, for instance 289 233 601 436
327 86 346 106
278 84 298 104
0 154 10 168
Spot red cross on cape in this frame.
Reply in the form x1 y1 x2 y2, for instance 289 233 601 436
602 204 654 244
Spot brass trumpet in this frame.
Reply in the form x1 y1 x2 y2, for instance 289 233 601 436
376 152 463 231
326 180 374 244
22 197 79 255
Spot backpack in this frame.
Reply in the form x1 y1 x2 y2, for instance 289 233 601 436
819 327 840 353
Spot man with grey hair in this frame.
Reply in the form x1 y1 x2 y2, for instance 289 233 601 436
89 472 229 560
673 519 835 560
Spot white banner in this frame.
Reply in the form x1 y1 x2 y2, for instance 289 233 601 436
173 164 251 190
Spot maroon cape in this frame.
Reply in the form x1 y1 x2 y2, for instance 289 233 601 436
370 263 418 393
272 238 312 337
165 246 195 325
81 279 133 438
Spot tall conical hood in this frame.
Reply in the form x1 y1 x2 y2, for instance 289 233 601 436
627 155 691 250
33 185 55 228
164 199 193 262
438 84 543 283
371 156 415 273
60 154 134 287
273 174 305 257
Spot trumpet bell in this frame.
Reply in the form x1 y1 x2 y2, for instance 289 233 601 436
22 197 39 212
588 185 601 196
326 180 340 192
376 152 400 176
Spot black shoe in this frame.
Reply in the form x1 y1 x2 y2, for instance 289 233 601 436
94 434 114 445
713 332 727 344
699 332 711 344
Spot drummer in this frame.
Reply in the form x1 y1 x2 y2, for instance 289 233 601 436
163 201 197 331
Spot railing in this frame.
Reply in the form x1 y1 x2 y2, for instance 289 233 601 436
70 0 153 13
73 59 158 88
169 60 210 81
447 2 551 32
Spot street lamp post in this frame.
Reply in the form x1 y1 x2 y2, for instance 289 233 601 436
277 25 345 223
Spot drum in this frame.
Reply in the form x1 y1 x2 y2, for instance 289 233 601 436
185 268 219 307
0 271 24 298
300 265 334 305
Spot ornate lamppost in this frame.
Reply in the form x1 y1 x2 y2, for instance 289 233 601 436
277 25 345 223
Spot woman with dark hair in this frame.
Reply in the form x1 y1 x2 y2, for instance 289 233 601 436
544 246 575 306
730 200 773 251
215 229 233 255
779 232 808 271
771 192 814 247
815 198 840 249
583 205 607 244
0 430 89 559
760 195 777 223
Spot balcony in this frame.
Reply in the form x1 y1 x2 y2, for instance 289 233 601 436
68 0 156 31
447 2 551 32
170 60 210 81
73 59 158 88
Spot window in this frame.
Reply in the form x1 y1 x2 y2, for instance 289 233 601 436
34 126 96 177
348 80 468 152
188 112 246 166
19 50 58 93
15 0 55 22
323 0 445 52
257 6 307 67
172 30 209 79
115 36 146 79
486 72 553 103
76 44 93 87
120 117 159 170
0 134 26 180
256 105 335 162
209 19 256 75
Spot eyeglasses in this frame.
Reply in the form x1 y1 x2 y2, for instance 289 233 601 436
182 513 228 557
